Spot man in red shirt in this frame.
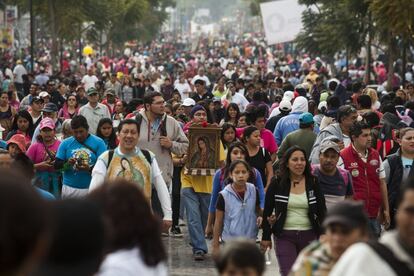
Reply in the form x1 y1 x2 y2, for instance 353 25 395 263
340 121 390 237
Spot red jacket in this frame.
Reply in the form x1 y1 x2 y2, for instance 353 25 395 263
340 145 382 218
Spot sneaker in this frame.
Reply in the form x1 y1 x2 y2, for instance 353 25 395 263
161 230 169 237
179 219 186 226
169 226 184 238
193 251 205 261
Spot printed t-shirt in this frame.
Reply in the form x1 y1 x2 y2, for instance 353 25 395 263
56 134 106 189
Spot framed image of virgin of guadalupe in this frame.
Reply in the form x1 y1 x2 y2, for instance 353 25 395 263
184 124 221 176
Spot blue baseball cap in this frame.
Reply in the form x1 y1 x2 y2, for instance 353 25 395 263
299 112 314 125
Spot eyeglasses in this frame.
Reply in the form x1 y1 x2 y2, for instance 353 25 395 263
68 98 77 102
152 101 165 106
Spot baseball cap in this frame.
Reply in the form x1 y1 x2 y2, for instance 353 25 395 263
42 103 58 113
87 87 98 96
283 91 294 101
39 91 50 98
279 100 292 112
182 98 196 107
299 112 314 125
30 96 44 104
7 134 27 153
39 117 55 130
105 88 115 96
318 101 327 111
323 201 368 230
319 139 340 154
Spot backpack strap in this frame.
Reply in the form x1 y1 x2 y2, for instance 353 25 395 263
337 167 349 186
366 241 412 275
106 149 114 168
135 113 143 126
141 149 152 165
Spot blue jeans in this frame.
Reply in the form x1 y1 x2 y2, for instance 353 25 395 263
368 218 381 238
182 188 210 254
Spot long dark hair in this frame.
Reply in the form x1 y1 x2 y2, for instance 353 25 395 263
223 142 255 185
224 103 240 123
96 118 117 150
221 123 237 149
277 145 312 186
11 110 34 136
89 179 166 267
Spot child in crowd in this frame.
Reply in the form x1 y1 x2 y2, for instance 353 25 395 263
212 160 262 255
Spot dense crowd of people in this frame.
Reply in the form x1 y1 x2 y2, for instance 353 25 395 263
1 35 414 275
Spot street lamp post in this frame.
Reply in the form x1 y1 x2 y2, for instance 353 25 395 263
30 0 34 72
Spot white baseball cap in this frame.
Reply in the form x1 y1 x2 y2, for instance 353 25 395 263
279 100 292 112
182 98 196 107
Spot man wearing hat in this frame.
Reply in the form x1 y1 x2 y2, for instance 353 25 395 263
39 91 50 104
265 99 292 133
31 102 60 144
182 98 196 117
101 88 118 114
20 82 40 111
277 112 317 159
78 87 111 135
312 139 353 210
28 96 44 129
291 201 369 275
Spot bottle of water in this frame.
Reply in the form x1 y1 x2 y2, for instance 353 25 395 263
265 248 271 265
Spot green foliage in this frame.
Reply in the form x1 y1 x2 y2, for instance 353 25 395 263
295 0 369 59
6 0 174 44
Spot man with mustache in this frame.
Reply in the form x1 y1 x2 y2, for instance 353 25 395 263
312 139 353 210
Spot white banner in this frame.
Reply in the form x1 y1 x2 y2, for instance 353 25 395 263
260 0 305 45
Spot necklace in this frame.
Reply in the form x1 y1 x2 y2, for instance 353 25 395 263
291 176 305 187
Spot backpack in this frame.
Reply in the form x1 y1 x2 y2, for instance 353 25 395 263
106 149 152 168
366 241 412 275
135 112 168 136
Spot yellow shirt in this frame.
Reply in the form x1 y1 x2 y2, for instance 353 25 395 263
181 142 225 193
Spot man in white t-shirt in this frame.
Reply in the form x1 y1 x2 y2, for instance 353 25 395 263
13 60 27 93
81 68 99 91
191 67 210 87
174 73 192 100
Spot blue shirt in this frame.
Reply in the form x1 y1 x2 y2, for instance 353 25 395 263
36 187 55 200
56 134 106 189
273 112 302 145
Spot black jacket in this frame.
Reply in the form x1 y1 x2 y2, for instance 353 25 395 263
262 175 326 240
386 149 414 228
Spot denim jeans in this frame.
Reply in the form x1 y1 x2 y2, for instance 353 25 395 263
182 187 211 254
368 218 381 238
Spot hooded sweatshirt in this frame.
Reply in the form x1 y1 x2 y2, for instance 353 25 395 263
273 96 308 145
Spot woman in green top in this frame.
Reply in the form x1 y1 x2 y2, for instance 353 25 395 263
261 146 326 276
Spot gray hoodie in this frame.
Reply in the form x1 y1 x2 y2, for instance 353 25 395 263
309 123 343 164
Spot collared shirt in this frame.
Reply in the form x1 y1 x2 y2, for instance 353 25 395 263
78 103 111 135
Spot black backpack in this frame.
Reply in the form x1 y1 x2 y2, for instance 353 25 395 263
366 241 413 275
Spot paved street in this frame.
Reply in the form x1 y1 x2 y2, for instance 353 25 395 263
165 227 280 275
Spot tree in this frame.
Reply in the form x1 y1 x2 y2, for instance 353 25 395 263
369 0 414 89
295 0 368 69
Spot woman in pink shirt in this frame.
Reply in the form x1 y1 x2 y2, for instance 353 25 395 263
26 118 61 197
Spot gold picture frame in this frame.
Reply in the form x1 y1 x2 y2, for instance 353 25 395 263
184 125 221 176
